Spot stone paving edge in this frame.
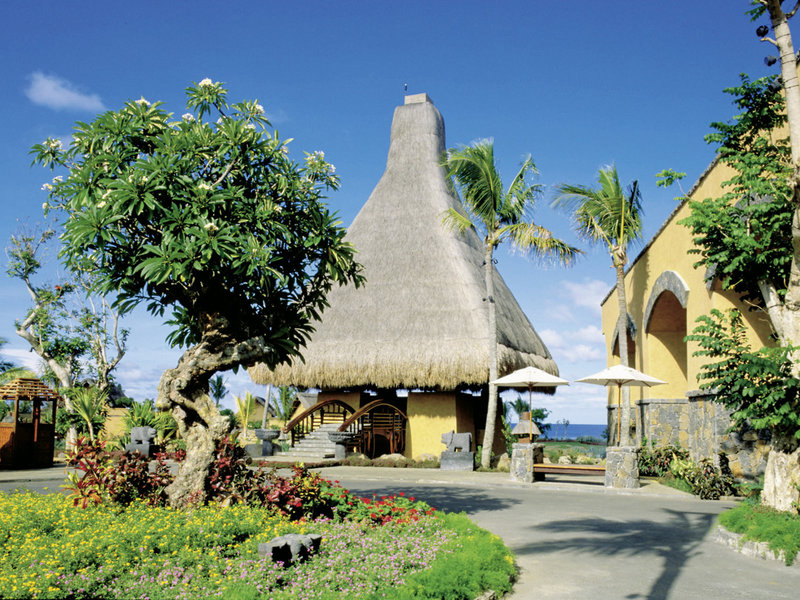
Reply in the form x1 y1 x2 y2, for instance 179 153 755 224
715 525 800 569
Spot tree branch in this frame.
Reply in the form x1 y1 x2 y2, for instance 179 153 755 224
787 1 800 19
758 278 786 340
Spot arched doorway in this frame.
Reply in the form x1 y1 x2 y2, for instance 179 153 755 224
645 291 688 397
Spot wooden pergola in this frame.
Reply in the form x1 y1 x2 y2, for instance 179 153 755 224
0 378 59 469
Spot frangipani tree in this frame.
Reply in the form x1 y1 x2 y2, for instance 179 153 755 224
554 165 642 446
33 79 363 506
442 140 579 469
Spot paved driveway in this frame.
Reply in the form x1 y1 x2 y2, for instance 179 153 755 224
317 467 800 600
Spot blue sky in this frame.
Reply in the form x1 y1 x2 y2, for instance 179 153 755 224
0 1 777 423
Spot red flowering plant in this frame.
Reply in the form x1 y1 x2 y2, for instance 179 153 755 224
318 481 436 526
63 436 176 507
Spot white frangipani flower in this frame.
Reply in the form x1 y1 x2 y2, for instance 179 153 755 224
199 78 213 87
182 113 195 122
135 97 150 106
41 183 53 191
97 201 107 209
255 104 264 114
204 222 218 232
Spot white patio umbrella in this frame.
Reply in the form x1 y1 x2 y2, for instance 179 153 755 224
491 366 569 442
575 364 665 446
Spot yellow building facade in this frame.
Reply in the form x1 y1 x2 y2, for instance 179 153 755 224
600 160 774 477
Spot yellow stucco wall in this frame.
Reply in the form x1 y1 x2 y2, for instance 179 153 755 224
406 392 457 459
600 159 775 407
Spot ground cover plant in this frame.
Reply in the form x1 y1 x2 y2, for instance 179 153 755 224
638 442 736 500
0 438 515 598
719 499 800 566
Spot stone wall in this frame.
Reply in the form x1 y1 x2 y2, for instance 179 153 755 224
627 391 769 480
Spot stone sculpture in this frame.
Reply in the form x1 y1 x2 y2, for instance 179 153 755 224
125 426 158 457
440 430 474 471
258 533 322 566
441 430 472 452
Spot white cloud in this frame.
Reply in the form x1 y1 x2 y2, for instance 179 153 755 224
0 348 42 372
563 278 610 315
25 72 105 112
539 328 564 348
541 326 604 359
566 344 604 362
572 325 604 343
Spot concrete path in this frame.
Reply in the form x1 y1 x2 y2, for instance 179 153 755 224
316 466 800 600
3 465 799 599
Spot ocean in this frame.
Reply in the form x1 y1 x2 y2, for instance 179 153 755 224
509 422 607 441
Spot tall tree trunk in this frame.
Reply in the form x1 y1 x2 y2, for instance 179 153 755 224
763 0 800 512
481 243 499 469
614 258 632 447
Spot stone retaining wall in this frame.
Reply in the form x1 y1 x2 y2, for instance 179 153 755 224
609 390 770 480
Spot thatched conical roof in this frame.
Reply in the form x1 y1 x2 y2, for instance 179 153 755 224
249 93 557 390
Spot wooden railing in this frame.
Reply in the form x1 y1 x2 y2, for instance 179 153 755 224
283 399 355 446
338 400 408 458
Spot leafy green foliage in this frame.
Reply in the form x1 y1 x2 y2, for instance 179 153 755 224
669 454 736 500
209 374 226 406
377 512 516 600
638 441 689 477
63 437 174 507
554 165 643 266
64 387 108 441
270 385 298 424
680 74 792 305
234 391 257 436
686 308 800 442
32 79 362 365
122 398 178 444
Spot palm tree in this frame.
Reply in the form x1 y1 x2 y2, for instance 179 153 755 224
442 140 579 468
234 392 257 438
209 375 227 407
554 165 643 446
66 387 108 441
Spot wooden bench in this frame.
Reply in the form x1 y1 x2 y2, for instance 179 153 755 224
532 463 605 477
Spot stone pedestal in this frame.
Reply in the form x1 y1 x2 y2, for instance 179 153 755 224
510 442 544 483
440 450 475 471
255 429 281 457
605 446 640 488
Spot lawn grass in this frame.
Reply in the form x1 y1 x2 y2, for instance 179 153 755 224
541 440 606 462
718 500 800 566
0 491 515 599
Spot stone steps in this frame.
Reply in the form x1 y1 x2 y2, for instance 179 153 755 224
269 423 345 462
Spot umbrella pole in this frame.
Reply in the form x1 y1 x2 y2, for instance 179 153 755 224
616 382 622 447
528 385 533 444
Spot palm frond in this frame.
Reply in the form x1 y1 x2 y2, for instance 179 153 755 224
441 207 475 235
553 165 643 253
500 222 582 266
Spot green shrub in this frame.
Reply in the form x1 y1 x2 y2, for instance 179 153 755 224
719 501 800 565
374 512 516 599
638 442 689 477
669 455 736 500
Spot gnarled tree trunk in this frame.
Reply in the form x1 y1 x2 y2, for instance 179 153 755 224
156 320 268 507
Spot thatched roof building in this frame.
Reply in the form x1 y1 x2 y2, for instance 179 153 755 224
250 93 556 391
